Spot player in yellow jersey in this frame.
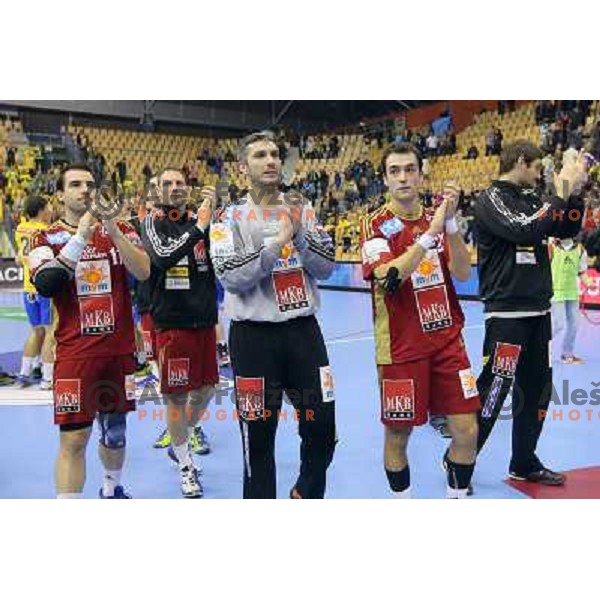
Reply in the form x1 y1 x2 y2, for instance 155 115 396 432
14 195 55 389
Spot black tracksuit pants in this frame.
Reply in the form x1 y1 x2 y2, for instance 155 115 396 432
476 314 553 475
230 315 336 499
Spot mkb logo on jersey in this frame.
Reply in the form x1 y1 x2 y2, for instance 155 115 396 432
55 379 81 414
382 379 415 421
272 268 309 312
79 295 115 335
492 343 521 377
236 377 265 421
414 285 452 332
167 358 190 387
193 240 208 271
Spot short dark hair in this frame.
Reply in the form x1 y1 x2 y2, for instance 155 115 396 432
157 166 184 182
380 142 423 175
57 163 95 192
23 195 48 219
237 130 278 162
499 140 543 174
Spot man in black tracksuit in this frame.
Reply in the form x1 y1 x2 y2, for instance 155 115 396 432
474 141 589 485
141 168 217 498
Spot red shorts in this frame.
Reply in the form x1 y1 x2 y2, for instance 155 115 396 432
378 337 480 427
53 355 137 426
156 327 218 395
140 311 157 361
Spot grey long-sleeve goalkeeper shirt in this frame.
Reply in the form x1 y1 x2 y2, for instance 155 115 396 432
210 197 335 322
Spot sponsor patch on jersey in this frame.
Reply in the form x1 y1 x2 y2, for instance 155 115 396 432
272 268 310 312
209 224 235 258
319 366 335 403
28 246 55 270
492 343 521 377
414 285 452 332
361 238 391 265
76 259 112 296
379 217 404 239
125 375 137 401
165 266 190 290
236 377 265 421
167 358 190 387
79 295 115 335
411 250 445 289
458 368 479 399
193 240 208 271
47 231 72 245
382 379 415 421
55 379 81 414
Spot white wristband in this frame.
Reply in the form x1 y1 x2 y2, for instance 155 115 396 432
60 234 87 263
445 218 459 235
417 233 436 251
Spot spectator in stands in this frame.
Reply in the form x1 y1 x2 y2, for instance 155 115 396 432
493 127 503 155
485 128 496 156
334 171 342 190
567 125 584 151
7 147 16 168
189 162 199 188
116 157 127 184
465 145 479 160
426 131 439 156
143 163 152 184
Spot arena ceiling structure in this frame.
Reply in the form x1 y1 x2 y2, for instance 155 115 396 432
0 100 436 135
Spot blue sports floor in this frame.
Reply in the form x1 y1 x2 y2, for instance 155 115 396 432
0 289 599 499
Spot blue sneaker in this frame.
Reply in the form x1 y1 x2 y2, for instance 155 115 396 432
13 374 33 389
99 485 132 499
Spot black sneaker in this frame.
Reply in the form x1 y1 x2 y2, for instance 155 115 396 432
31 366 43 381
508 468 566 486
442 449 474 496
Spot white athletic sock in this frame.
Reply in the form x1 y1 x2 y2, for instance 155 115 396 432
102 469 122 497
20 356 35 377
33 355 41 369
136 352 146 365
42 362 54 382
57 493 82 499
393 487 412 499
150 361 160 379
446 485 469 499
173 441 193 469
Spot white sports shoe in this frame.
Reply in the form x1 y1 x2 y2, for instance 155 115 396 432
180 465 203 498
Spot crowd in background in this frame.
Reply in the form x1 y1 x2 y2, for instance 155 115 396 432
2 103 600 262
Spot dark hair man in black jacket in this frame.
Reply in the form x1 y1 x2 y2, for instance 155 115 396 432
474 140 589 487
141 168 217 498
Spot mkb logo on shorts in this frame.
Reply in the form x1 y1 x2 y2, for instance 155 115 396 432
168 358 190 387
142 330 154 359
492 343 521 377
55 379 81 414
236 377 265 421
382 379 415 421
319 366 335 403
